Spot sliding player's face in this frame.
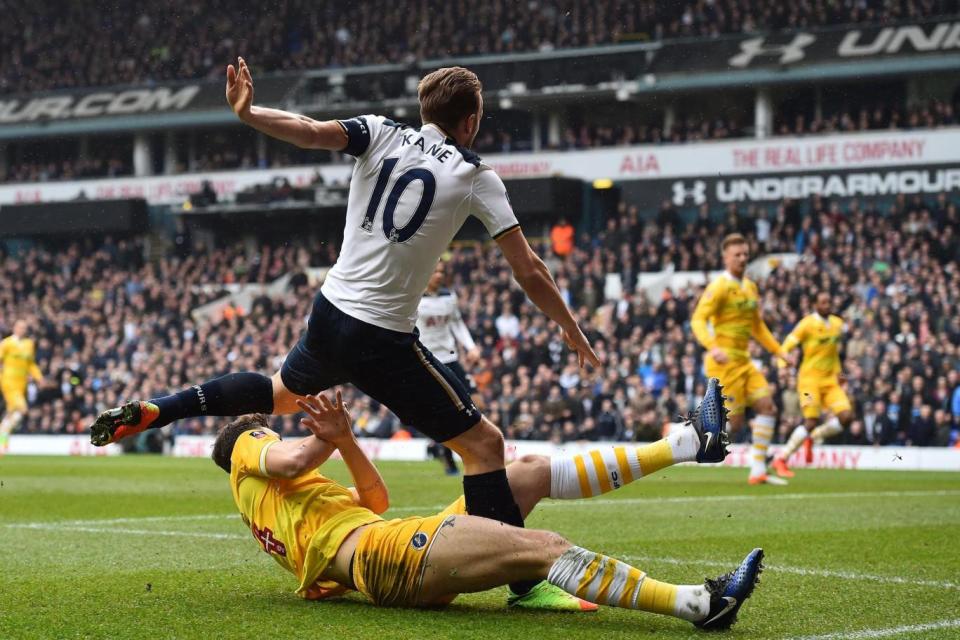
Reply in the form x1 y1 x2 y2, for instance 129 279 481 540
815 292 831 316
723 242 749 277
12 320 26 338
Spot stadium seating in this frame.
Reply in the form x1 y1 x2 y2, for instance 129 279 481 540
4 192 958 447
2 1 955 94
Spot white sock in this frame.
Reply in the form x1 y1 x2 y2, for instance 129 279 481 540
811 417 842 443
750 415 775 477
779 425 809 460
549 429 699 499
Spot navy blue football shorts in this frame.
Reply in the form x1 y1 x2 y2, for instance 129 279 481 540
281 291 480 443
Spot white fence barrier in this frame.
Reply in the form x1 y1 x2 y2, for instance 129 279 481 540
5 435 958 471
5 434 122 456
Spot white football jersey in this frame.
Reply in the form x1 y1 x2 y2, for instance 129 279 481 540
321 116 519 332
416 289 477 364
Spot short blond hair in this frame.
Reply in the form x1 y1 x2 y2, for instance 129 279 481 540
418 67 482 134
722 233 747 250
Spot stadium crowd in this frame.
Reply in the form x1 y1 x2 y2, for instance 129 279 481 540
775 100 957 137
3 189 959 449
474 116 746 154
2 0 955 95
2 157 130 184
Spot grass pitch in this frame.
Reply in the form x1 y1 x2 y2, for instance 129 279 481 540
1 456 958 639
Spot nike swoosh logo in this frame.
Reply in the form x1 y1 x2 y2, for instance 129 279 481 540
703 432 714 450
704 597 737 625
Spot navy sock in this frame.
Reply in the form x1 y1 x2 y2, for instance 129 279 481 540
149 372 274 429
462 469 539 595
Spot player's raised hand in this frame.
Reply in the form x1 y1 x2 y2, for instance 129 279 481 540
563 324 601 370
226 56 254 119
296 390 354 445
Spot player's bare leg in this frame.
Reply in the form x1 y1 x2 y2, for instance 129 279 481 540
443 417 506 476
90 371 301 446
415 515 763 630
438 378 732 609
441 416 578 607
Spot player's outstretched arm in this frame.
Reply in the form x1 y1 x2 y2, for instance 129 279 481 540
263 431 338 479
226 57 348 151
297 392 389 514
28 356 43 385
778 324 802 368
496 228 599 369
752 308 783 356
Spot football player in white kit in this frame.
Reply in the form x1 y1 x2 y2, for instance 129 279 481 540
417 260 481 475
90 60 600 609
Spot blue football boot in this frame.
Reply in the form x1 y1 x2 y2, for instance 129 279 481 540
695 548 764 631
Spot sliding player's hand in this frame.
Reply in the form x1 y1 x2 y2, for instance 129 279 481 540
563 325 600 370
225 56 254 119
296 390 354 445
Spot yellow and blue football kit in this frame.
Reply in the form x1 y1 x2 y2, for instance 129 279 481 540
230 429 466 606
780 313 851 420
691 273 781 416
0 335 42 413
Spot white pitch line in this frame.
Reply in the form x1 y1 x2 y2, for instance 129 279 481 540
621 554 960 591
4 522 246 541
4 488 957 525
57 514 239 526
784 618 960 639
386 488 960 514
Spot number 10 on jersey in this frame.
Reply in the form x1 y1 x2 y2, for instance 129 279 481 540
360 158 437 243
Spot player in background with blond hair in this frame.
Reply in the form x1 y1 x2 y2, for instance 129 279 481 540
0 319 45 454
772 290 853 478
691 234 785 485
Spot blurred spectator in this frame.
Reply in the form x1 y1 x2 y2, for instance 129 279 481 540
907 404 936 447
550 217 575 257
863 400 895 445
